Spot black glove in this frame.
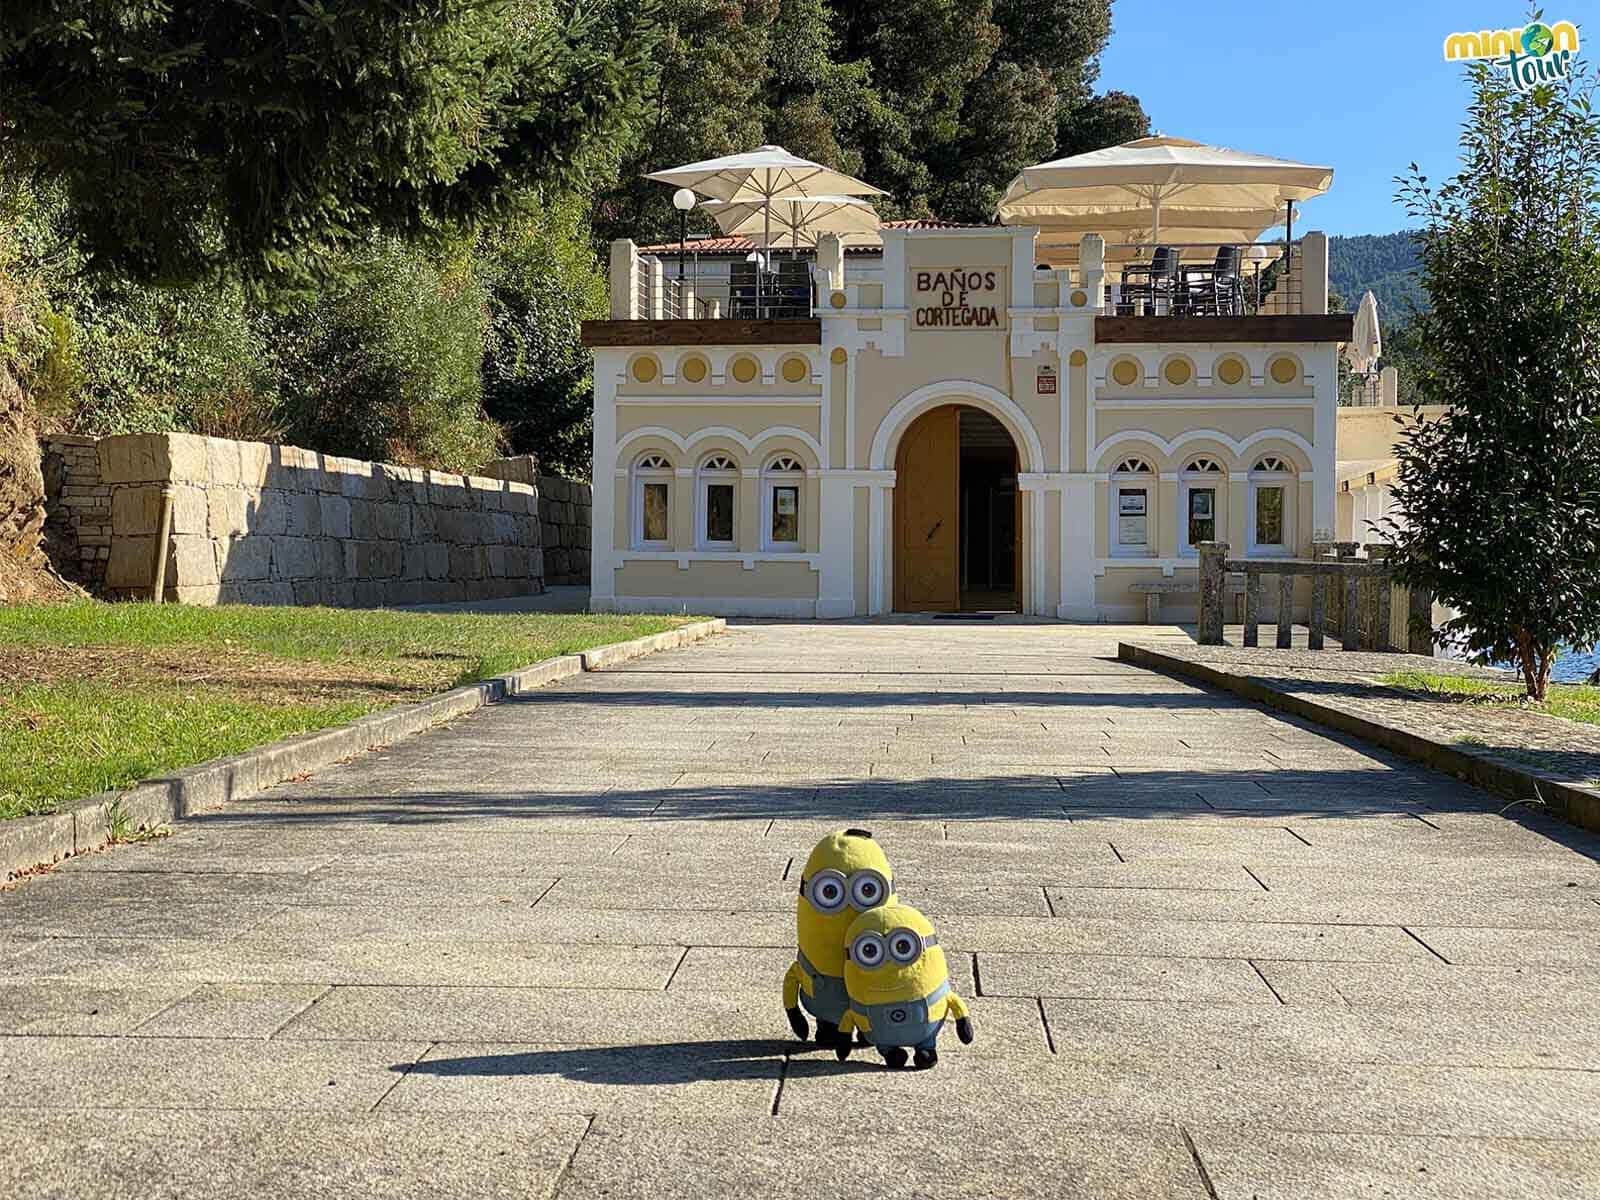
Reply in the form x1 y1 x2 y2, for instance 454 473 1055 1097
786 1006 809 1041
955 1015 976 1044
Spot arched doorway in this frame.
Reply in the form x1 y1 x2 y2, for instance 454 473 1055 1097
893 405 1020 612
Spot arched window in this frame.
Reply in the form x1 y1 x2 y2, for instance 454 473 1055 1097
695 454 738 548
632 453 673 547
1249 455 1296 554
1180 458 1224 553
1110 457 1155 556
761 455 806 550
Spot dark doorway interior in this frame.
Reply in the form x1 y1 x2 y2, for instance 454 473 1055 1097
958 408 1019 612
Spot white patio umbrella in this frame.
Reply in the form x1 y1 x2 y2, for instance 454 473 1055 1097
997 135 1332 248
645 145 886 257
1346 290 1383 372
700 195 882 249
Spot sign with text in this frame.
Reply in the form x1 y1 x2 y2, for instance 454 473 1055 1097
912 267 1005 330
1036 366 1057 395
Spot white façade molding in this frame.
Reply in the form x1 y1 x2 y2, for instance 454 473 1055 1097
868 380 1047 472
613 425 825 469
1089 427 1316 473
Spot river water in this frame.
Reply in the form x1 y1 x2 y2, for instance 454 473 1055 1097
1554 646 1598 684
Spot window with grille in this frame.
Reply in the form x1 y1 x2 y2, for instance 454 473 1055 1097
763 456 804 548
632 454 673 546
698 455 738 547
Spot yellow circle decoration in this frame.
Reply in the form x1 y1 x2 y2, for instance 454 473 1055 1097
829 347 848 365
829 291 847 309
1163 358 1193 386
680 356 707 384
731 356 758 384
1111 359 1139 387
631 356 658 384
781 356 809 383
1069 289 1088 308
1269 356 1300 385
1068 349 1087 367
1216 357 1245 386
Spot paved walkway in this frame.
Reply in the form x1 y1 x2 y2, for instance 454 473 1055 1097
4 622 1599 1199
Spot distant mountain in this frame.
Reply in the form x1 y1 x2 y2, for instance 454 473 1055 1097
1329 232 1428 324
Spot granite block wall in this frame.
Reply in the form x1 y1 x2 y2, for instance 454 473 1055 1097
478 455 591 586
83 433 544 606
40 435 112 589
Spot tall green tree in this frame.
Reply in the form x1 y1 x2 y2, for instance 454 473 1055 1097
1387 62 1600 700
599 0 1146 241
0 0 660 289
593 0 774 245
480 197 610 478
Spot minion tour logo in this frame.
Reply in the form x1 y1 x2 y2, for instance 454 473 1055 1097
1443 20 1581 91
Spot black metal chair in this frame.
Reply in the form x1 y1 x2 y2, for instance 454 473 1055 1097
1118 246 1180 315
1182 245 1244 316
729 262 760 319
769 258 813 318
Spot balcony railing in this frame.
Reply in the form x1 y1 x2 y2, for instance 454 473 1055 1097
1094 241 1304 317
619 251 820 322
604 232 1331 324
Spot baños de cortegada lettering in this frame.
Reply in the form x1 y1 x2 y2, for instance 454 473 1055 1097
913 269 1000 329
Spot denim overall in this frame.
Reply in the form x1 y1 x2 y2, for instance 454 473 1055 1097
857 981 950 1051
795 949 850 1024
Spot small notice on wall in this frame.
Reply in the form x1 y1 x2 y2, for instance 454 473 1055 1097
1118 489 1148 546
1036 366 1057 395
912 268 1005 330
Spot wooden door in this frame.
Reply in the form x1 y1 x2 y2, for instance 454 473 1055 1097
894 405 960 611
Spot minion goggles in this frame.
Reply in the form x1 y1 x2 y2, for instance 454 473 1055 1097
800 868 889 914
847 927 940 967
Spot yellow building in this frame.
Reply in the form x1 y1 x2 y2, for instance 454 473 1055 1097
583 226 1352 620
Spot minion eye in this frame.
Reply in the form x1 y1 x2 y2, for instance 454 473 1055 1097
848 869 887 910
888 930 922 964
807 870 847 913
851 931 887 968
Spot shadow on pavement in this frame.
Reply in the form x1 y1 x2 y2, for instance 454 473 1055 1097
394 1038 868 1084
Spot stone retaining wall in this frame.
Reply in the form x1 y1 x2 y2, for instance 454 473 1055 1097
537 475 592 586
478 455 591 586
40 435 112 589
92 433 544 606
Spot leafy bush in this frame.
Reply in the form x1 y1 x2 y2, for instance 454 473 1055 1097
479 197 608 479
270 238 501 471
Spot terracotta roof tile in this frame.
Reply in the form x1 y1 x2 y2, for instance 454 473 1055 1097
637 218 981 256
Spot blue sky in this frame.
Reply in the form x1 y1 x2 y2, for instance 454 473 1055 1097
1097 1 1581 237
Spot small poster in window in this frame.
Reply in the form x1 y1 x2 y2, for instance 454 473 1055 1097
1190 490 1213 519
1118 491 1146 516
775 489 797 515
1118 515 1148 545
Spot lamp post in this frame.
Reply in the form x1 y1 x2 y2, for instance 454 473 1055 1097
672 188 696 318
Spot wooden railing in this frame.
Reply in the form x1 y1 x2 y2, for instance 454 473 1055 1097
1197 541 1433 653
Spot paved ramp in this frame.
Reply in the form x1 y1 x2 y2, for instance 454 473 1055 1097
4 622 1598 1198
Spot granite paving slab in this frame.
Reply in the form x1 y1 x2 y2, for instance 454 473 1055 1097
0 1110 589 1200
5 620 1600 1199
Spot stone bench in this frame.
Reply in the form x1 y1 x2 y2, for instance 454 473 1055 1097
1131 575 1245 624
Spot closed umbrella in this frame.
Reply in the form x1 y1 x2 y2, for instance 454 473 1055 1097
700 195 882 249
1346 290 1383 373
997 135 1332 248
646 145 886 257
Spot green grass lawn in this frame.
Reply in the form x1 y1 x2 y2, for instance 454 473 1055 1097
0 602 697 820
1381 670 1600 729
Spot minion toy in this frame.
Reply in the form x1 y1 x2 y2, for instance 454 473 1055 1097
836 903 975 1069
783 828 894 1049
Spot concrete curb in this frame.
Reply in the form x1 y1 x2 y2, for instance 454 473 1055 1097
3 617 727 882
1118 641 1600 836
